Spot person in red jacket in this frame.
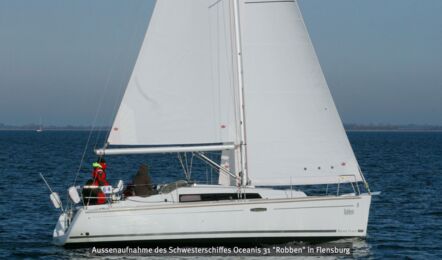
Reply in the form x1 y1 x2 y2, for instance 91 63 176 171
92 160 109 186
83 158 109 205
92 158 109 204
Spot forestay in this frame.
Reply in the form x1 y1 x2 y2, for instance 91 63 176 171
108 0 238 146
239 0 362 185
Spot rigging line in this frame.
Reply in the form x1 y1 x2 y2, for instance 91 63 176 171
180 153 189 180
73 1 144 186
94 2 142 148
216 3 222 138
186 152 194 178
91 37 122 150
86 1 109 150
39 173 54 193
195 153 222 178
72 124 96 186
185 153 189 179
207 1 219 141
177 153 190 181
184 152 189 175
104 1 150 145
72 1 111 186
73 36 118 185
185 152 193 179
209 0 224 8
189 153 194 179
195 152 238 180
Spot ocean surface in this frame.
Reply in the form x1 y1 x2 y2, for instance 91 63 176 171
0 130 441 259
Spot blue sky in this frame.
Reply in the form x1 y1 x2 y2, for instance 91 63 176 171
0 0 441 126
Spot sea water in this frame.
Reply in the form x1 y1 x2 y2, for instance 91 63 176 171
0 131 441 258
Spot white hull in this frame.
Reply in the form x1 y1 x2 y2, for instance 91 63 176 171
54 187 371 246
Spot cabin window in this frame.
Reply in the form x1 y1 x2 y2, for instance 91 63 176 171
179 194 201 202
179 193 261 202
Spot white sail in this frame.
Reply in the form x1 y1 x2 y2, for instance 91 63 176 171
107 0 362 185
108 0 237 146
239 0 362 185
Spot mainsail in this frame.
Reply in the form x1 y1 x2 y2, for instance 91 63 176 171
106 0 363 186
108 0 237 146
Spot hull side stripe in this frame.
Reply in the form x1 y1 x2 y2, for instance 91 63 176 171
84 196 363 214
70 230 336 239
274 205 354 210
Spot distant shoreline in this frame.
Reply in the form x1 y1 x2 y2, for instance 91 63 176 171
0 128 108 131
346 129 442 132
1 125 442 132
345 124 442 132
0 128 107 131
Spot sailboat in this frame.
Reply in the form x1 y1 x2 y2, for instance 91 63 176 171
36 118 43 132
52 0 373 246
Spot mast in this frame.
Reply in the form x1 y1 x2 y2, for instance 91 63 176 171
232 0 248 186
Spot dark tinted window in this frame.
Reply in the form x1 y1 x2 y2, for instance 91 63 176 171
179 193 261 202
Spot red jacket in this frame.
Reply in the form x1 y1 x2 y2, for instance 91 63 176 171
92 168 109 204
92 168 109 186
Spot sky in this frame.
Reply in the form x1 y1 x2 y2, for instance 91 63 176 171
0 0 441 126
